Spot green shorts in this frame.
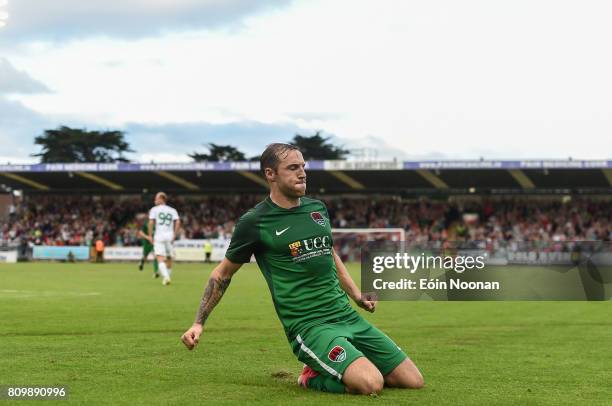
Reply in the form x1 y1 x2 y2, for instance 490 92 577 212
291 312 407 381
142 243 154 257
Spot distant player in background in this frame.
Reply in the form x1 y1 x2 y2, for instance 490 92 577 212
148 192 180 286
203 239 212 263
94 238 105 263
136 213 159 277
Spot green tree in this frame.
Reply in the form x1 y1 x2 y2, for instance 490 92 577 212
189 143 247 162
33 126 133 163
290 131 349 160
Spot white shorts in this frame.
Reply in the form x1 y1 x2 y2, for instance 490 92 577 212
154 240 174 258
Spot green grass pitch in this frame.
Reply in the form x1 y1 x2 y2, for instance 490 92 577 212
1 262 611 405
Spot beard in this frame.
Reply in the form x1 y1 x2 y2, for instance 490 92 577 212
278 180 306 198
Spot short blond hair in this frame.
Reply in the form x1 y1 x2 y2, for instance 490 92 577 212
259 143 299 175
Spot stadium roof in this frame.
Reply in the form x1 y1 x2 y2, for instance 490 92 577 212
1 160 611 195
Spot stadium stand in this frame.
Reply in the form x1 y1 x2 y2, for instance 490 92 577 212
1 194 609 248
1 160 610 260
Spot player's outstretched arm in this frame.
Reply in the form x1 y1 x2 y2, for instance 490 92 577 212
181 258 242 350
333 249 377 313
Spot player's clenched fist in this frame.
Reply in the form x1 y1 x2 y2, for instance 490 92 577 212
181 323 203 350
357 294 377 313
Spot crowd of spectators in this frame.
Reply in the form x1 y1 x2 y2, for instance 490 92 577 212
1 196 143 247
456 197 611 242
1 195 610 250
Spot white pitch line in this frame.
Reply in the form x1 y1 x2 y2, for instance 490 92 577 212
0 289 101 298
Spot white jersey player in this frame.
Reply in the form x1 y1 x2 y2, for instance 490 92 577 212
148 192 180 286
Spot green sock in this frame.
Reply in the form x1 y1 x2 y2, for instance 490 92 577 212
153 258 158 273
306 374 345 393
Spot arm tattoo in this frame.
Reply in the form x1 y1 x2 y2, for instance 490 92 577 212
194 277 232 325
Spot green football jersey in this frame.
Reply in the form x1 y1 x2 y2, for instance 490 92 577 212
225 196 356 341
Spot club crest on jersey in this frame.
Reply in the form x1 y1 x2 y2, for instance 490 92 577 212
328 346 346 363
288 241 302 256
310 211 326 227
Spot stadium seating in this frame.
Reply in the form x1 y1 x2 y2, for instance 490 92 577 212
1 195 609 249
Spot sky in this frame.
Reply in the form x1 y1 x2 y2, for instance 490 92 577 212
0 0 610 163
